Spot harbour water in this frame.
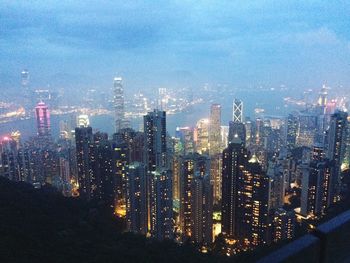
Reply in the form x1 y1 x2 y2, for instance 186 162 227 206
0 88 300 140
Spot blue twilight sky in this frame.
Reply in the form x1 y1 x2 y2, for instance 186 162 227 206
1 1 350 91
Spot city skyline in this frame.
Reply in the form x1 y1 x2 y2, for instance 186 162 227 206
1 2 350 262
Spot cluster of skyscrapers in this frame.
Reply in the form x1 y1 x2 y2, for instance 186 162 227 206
1 79 349 255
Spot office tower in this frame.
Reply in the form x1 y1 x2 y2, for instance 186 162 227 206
318 84 328 107
245 118 253 147
179 153 210 240
77 114 90 128
144 110 173 239
286 113 298 148
190 174 213 245
35 102 51 137
273 208 295 243
75 126 96 200
327 111 348 202
233 99 243 123
228 121 246 145
114 77 126 132
126 162 148 234
220 125 229 149
221 140 247 238
211 154 222 205
221 139 271 246
209 104 221 156
195 119 209 154
176 127 195 155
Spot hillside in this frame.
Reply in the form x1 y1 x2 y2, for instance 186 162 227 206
0 178 225 263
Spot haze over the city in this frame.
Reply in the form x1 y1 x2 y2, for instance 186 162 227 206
1 1 350 92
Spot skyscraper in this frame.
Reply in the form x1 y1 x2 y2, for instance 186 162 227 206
221 138 271 246
35 102 51 137
94 132 115 208
327 111 348 202
179 153 210 240
150 169 173 240
222 139 247 238
286 113 298 149
144 110 167 171
144 110 173 239
233 99 243 123
318 84 328 107
113 140 129 217
126 162 148 234
114 77 126 132
228 121 246 145
209 104 221 156
75 126 95 200
195 118 209 154
77 114 90 128
190 174 213 245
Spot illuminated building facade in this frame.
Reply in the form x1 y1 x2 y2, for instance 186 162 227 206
327 111 348 202
126 162 148 234
211 154 222 205
195 119 209 154
35 102 51 137
300 160 332 217
273 208 295 243
190 174 213 245
75 127 96 200
209 104 221 156
179 153 210 240
233 99 243 123
221 139 271 246
114 77 127 132
144 110 173 239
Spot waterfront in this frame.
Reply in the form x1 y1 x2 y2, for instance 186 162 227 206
0 88 299 140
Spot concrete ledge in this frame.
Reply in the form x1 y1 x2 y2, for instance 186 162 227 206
257 234 321 263
314 210 350 263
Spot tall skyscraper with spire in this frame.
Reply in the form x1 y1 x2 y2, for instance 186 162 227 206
114 77 126 132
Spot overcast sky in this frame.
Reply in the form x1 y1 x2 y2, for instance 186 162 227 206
1 1 350 91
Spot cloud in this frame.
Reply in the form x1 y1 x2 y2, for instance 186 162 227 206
1 0 350 89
